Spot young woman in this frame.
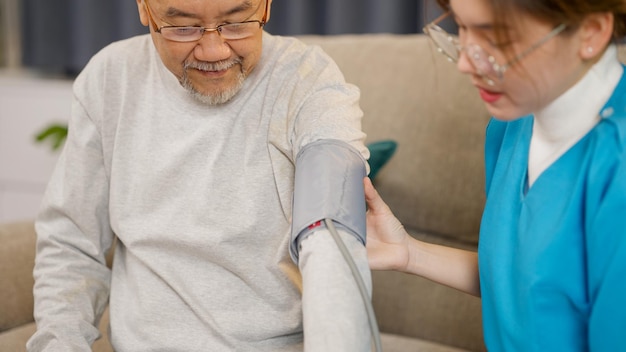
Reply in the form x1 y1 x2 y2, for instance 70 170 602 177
364 0 626 350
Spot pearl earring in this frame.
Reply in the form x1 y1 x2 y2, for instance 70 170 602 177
587 47 594 54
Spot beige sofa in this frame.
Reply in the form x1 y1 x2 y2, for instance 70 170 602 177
4 34 624 352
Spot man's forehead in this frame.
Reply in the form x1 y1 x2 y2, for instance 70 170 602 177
156 0 256 18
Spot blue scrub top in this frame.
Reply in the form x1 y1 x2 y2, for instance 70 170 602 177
479 67 626 351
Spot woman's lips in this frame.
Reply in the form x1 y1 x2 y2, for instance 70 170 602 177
477 86 503 103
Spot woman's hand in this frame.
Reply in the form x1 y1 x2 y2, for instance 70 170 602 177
364 178 480 295
364 177 411 271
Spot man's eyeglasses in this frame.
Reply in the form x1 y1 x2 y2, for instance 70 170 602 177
423 12 566 86
144 0 269 42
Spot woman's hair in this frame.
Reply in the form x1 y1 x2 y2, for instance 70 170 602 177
436 0 626 40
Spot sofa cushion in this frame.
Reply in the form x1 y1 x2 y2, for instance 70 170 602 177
372 269 485 352
371 226 485 352
381 333 471 352
0 323 36 352
0 221 36 332
0 309 113 352
367 139 398 180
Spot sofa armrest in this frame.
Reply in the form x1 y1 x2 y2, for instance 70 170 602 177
0 221 36 332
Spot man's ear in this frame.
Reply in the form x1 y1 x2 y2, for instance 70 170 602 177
265 0 273 23
578 12 614 60
137 0 150 27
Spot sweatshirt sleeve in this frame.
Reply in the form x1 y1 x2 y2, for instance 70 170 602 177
27 87 115 351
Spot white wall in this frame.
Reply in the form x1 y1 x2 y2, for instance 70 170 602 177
0 71 72 222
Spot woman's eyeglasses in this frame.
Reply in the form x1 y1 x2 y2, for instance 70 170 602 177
423 12 566 86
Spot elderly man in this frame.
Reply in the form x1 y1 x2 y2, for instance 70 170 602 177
27 0 373 351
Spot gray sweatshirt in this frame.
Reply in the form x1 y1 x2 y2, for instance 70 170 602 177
28 32 367 351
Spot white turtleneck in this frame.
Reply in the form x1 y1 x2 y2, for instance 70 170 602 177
528 45 623 186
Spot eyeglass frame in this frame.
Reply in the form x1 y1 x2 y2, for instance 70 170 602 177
423 12 567 86
143 0 269 42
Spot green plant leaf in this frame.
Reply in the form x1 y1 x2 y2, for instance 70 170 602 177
35 124 68 151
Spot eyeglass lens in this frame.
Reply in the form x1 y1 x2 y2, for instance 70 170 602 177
466 45 501 81
427 25 501 85
161 23 259 42
427 26 460 62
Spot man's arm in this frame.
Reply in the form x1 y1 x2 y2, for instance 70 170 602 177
279 41 374 350
27 96 114 352
291 140 372 352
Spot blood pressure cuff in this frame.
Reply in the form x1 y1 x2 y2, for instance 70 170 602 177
290 139 367 263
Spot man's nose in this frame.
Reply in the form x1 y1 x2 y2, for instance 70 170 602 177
193 31 232 63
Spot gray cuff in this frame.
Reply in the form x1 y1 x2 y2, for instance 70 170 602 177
290 139 367 263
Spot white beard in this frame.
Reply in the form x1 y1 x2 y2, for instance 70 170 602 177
180 58 246 105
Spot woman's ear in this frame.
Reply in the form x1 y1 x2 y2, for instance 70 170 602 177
579 12 614 60
137 0 150 27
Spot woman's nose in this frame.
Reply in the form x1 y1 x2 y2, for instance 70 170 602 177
456 48 475 75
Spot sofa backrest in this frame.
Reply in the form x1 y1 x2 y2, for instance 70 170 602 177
299 34 491 246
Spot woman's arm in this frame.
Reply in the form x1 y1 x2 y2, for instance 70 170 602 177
364 177 481 296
